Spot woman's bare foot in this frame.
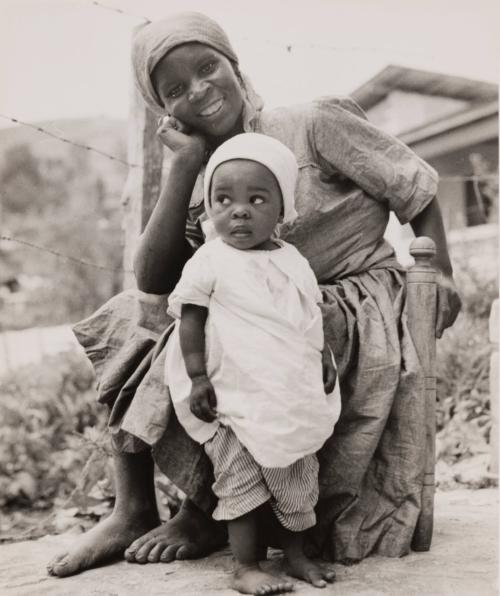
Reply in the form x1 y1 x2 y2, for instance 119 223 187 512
47 450 162 577
47 509 159 577
285 554 336 588
232 564 295 595
124 499 227 563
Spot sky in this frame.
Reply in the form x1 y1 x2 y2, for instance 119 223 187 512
0 0 498 127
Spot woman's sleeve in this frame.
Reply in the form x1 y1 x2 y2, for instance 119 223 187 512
167 245 215 319
310 97 438 224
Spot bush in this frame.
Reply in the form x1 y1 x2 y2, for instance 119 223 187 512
0 351 113 539
435 261 497 478
0 349 181 541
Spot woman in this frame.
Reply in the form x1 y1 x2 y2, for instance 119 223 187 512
47 12 461 578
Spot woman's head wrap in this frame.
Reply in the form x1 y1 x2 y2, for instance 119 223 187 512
203 133 298 225
131 11 263 127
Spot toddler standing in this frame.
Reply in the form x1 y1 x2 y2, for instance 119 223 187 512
165 133 340 594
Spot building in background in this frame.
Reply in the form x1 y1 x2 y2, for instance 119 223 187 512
351 65 498 274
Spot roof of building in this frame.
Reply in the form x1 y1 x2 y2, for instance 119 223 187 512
399 100 498 146
351 65 498 111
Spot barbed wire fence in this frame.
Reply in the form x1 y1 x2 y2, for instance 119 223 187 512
0 0 498 345
0 235 131 274
89 0 437 57
0 114 141 169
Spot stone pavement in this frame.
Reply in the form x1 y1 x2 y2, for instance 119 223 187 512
0 489 497 596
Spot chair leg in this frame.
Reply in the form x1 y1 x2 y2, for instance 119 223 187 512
407 237 438 552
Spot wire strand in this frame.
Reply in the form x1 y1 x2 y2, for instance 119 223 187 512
90 0 150 23
0 114 141 169
238 35 432 58
88 1 431 57
0 235 131 274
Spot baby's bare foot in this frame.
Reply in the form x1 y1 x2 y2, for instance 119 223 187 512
285 555 335 588
124 500 227 563
232 564 295 595
47 510 158 577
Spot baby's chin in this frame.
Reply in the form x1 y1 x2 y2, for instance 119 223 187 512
221 236 256 250
221 235 277 251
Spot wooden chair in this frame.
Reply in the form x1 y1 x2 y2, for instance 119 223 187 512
407 237 437 551
122 94 438 552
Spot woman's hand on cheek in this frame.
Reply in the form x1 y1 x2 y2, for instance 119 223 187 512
435 273 462 338
322 348 337 394
157 116 206 165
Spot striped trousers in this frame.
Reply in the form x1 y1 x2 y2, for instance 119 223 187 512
204 425 319 532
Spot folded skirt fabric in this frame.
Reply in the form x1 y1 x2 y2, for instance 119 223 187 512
73 266 426 561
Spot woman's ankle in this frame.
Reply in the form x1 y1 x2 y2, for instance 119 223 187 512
112 499 159 520
234 561 260 572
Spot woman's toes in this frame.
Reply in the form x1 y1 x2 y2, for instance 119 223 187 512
134 539 158 563
147 543 168 562
47 554 68 576
124 538 144 562
175 543 198 560
49 554 79 577
160 544 181 563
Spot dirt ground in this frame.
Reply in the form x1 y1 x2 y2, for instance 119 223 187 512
0 488 497 596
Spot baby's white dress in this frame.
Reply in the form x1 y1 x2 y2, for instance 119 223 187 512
165 237 341 468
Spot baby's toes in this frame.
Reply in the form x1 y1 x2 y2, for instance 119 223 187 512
323 568 336 582
304 567 328 588
256 582 292 595
309 574 327 588
308 565 336 588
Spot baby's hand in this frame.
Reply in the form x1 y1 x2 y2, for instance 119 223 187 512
189 375 218 422
322 347 337 394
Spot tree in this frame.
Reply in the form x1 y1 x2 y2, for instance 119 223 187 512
1 144 45 214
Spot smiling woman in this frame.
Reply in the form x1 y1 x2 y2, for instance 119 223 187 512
151 44 245 142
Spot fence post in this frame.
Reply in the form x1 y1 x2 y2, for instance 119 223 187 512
407 236 437 552
489 299 499 477
122 27 164 289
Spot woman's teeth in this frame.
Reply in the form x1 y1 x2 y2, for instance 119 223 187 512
199 98 223 117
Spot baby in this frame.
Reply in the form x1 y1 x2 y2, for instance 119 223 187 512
165 132 341 595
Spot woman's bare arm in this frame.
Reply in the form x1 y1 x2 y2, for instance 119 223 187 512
134 153 201 293
410 197 453 276
134 119 206 294
409 197 462 336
